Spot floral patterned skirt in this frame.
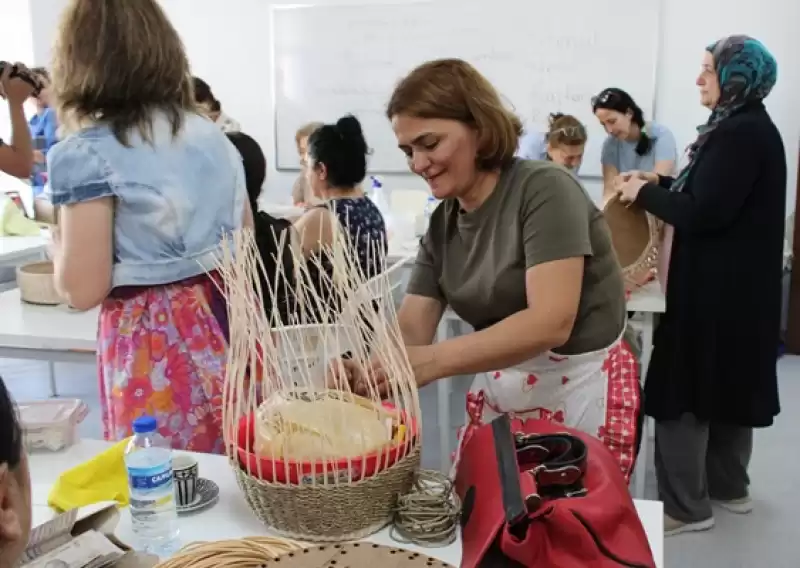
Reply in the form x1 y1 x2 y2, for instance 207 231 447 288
97 273 228 454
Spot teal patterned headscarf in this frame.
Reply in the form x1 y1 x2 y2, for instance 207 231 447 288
672 35 777 193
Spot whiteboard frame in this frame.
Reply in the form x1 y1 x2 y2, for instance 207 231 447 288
270 0 662 178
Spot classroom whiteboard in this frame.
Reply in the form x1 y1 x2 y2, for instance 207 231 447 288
272 0 659 177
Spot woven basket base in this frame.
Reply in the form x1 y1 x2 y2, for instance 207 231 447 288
263 542 455 567
233 447 421 542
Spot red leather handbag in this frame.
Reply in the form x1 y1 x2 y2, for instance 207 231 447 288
455 414 655 568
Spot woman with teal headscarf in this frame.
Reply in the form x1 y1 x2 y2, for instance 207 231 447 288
617 36 784 537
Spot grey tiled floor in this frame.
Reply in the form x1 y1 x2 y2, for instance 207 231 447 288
3 355 799 567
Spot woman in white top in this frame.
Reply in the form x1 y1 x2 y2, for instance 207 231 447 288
592 88 676 203
516 113 587 173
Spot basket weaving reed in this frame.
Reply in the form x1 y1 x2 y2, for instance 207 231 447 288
603 194 661 291
214 225 421 542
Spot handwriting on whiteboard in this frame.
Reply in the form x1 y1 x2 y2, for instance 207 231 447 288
271 0 659 173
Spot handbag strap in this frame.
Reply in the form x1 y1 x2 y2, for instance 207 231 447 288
491 415 530 529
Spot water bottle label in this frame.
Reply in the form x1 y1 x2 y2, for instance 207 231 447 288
128 463 174 491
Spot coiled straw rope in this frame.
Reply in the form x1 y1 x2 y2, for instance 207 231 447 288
154 537 305 568
391 470 461 547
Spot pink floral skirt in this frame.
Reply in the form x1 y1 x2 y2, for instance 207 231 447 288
97 274 228 454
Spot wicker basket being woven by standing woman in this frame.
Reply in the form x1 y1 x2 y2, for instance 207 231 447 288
16 261 63 305
214 229 422 542
603 195 661 291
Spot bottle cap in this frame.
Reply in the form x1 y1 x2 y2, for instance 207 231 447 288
132 416 157 434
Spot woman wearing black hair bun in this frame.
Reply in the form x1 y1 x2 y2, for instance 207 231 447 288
592 88 677 203
294 114 387 314
0 377 31 568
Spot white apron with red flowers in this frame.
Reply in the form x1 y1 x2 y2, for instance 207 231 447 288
453 335 641 482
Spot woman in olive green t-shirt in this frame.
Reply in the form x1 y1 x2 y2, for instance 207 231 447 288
384 59 641 480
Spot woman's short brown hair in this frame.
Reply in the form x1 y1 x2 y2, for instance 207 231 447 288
51 0 194 146
386 58 522 170
546 113 587 147
295 121 324 146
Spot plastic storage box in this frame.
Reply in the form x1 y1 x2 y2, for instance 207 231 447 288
19 399 88 452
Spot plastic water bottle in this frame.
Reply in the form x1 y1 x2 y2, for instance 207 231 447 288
415 195 439 237
125 416 179 556
369 176 393 234
423 195 438 228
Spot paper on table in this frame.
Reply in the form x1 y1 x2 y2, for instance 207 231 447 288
24 530 124 568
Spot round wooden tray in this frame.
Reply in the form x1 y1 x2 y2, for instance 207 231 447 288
264 542 455 567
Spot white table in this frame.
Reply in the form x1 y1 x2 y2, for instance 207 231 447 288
0 241 416 399
0 235 47 295
0 235 46 267
29 439 664 567
0 288 98 396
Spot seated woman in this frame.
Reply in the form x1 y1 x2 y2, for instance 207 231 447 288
294 115 387 317
592 88 676 203
516 112 587 173
226 131 296 323
385 58 640 480
292 121 323 207
0 377 31 568
48 0 250 452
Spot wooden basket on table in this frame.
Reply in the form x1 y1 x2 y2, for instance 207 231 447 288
16 261 63 305
603 194 661 292
214 228 421 542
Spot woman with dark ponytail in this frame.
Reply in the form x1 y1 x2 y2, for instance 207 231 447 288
592 88 676 203
294 114 387 314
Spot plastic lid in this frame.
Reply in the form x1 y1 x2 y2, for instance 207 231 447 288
132 416 157 434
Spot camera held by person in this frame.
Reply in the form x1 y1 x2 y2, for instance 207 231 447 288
0 61 43 178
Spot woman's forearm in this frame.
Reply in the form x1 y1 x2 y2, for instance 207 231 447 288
421 307 571 382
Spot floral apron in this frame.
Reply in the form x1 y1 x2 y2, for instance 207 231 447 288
454 334 641 482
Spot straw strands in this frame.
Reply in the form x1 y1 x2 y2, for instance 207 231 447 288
154 537 305 568
213 219 420 487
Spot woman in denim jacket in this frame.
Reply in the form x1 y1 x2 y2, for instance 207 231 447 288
47 0 251 453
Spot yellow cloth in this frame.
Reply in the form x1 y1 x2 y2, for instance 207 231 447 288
1 196 40 236
48 440 131 512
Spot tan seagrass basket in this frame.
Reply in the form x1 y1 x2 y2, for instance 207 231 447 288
16 261 63 305
603 194 661 291
215 228 421 542
233 447 420 541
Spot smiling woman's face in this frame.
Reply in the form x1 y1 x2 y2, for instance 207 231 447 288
391 115 480 200
594 108 633 140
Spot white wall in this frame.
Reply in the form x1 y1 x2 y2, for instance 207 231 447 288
25 0 800 212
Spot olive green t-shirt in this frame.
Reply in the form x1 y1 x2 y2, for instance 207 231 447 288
407 159 625 354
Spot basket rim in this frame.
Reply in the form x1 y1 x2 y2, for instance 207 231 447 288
603 194 660 277
16 260 55 274
228 443 421 488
